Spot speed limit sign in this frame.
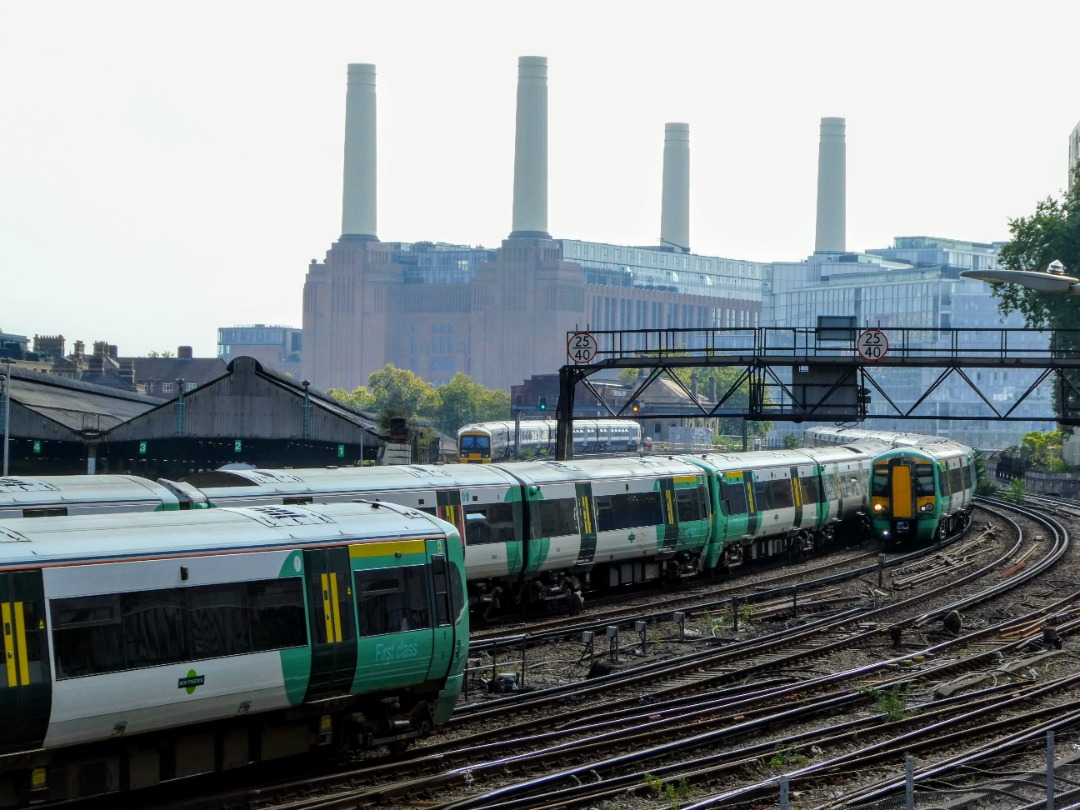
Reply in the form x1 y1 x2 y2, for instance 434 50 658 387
856 329 889 361
567 332 598 364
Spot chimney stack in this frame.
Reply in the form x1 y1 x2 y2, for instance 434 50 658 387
815 117 846 253
509 56 550 238
341 63 377 240
660 123 690 253
177 346 193 360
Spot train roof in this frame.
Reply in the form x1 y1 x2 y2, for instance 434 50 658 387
457 419 641 436
180 463 521 498
0 474 180 509
0 501 456 569
491 455 704 484
688 442 885 472
874 441 974 462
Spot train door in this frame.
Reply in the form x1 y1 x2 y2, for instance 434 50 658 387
659 478 679 550
789 467 805 530
436 490 465 538
575 483 596 565
303 548 358 701
889 460 916 520
744 471 760 536
425 551 456 683
0 570 50 753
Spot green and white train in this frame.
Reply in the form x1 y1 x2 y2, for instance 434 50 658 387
0 501 467 807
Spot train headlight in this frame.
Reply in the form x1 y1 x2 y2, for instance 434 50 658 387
920 503 933 513
873 503 885 513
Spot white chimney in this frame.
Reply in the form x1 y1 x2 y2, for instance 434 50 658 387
342 63 377 239
660 122 690 252
509 56 549 238
815 117 846 253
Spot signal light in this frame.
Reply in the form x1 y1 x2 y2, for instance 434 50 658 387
538 397 547 411
631 403 639 413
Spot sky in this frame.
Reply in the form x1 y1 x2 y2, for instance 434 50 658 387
2 1 1078 359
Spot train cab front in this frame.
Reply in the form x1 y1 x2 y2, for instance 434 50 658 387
871 457 936 544
458 432 491 464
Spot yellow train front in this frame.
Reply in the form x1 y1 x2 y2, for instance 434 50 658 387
870 440 976 545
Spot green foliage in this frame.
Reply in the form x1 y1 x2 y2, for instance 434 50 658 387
994 168 1080 419
327 385 375 413
768 744 809 770
643 773 691 808
1006 477 1027 504
426 372 510 435
1016 429 1071 472
858 684 911 723
782 434 802 449
973 450 999 496
327 365 509 436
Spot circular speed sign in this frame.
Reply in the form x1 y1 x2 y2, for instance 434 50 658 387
856 329 889 361
567 332 598 364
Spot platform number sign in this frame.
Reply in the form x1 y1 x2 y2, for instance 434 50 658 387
567 332 598 364
856 329 889 361
32 440 41 454
138 441 147 455
234 439 243 453
337 444 345 458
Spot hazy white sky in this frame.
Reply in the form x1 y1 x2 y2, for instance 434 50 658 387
2 1 1077 358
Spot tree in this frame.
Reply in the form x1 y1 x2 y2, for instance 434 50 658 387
328 366 510 437
427 373 510 435
994 168 1080 420
1016 429 1070 472
327 385 375 412
994 170 1080 329
365 365 435 421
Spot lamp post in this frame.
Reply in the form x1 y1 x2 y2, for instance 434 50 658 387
1 364 10 476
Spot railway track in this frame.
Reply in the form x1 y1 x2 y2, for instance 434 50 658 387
185 499 1080 810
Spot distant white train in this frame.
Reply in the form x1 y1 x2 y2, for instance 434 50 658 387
457 419 642 463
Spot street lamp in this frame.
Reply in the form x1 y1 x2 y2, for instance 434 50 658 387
1 365 10 476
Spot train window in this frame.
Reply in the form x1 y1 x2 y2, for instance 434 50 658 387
675 486 707 523
946 467 962 495
915 466 936 496
187 584 250 659
720 481 748 515
122 589 187 669
22 507 67 518
822 473 840 501
464 502 519 545
533 498 579 538
355 566 431 636
52 578 307 679
752 480 772 511
431 556 451 626
592 492 663 530
248 579 307 652
871 467 889 497
768 479 794 510
801 476 822 504
51 596 125 678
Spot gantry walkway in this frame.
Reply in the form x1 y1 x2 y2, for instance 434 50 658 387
555 326 1080 459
